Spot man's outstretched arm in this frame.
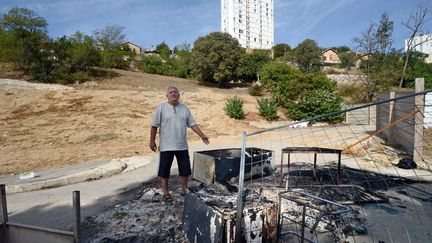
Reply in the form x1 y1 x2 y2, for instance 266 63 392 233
190 125 210 145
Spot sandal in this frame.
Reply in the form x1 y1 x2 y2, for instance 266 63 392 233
163 193 173 202
180 189 188 196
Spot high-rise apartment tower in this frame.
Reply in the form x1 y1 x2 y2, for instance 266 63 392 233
405 34 432 63
221 0 274 49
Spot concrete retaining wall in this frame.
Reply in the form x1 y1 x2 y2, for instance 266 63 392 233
344 103 375 125
376 92 418 154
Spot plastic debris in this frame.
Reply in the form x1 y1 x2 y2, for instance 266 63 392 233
19 171 36 180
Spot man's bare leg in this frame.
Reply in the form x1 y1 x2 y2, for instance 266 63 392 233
162 178 169 196
181 176 189 194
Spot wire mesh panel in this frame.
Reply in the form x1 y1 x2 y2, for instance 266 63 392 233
234 91 432 243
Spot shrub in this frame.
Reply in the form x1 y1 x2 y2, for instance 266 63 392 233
139 55 164 74
336 83 367 104
257 98 279 121
248 85 263 96
224 96 245 119
289 90 343 123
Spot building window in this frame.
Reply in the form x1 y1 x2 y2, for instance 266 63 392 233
254 38 256 42
239 14 242 18
239 19 242 23
239 29 243 33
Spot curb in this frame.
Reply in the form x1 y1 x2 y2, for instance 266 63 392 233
6 156 154 194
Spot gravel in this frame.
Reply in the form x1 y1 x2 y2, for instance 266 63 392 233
0 79 73 90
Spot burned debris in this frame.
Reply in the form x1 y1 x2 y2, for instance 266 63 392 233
192 147 274 192
81 146 432 243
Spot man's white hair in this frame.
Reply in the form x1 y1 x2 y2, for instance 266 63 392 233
166 86 178 94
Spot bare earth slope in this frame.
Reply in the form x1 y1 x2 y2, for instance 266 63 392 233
0 70 266 175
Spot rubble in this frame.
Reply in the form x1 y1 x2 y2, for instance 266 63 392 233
80 156 432 243
81 178 188 243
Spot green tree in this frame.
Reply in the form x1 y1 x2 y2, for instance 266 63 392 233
0 7 48 73
155 41 171 59
191 32 243 87
173 42 191 55
399 3 431 88
353 12 399 102
339 52 357 69
376 12 394 55
238 50 271 82
93 24 125 49
295 39 321 71
0 7 47 38
172 42 192 78
93 25 131 69
66 32 101 72
272 43 291 59
333 45 351 53
404 51 432 89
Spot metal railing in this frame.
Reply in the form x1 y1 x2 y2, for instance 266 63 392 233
0 184 81 243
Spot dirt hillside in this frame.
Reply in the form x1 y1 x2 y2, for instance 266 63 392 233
0 69 276 175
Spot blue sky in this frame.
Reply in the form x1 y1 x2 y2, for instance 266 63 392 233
1 0 431 50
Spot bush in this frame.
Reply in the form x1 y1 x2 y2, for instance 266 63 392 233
257 98 279 121
248 85 263 96
289 90 343 123
139 55 164 74
224 96 245 119
336 83 367 104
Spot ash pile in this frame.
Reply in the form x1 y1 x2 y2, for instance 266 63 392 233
81 178 189 243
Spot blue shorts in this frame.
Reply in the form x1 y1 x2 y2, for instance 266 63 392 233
158 150 191 178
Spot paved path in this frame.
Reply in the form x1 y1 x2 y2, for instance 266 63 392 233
0 142 232 230
3 159 158 230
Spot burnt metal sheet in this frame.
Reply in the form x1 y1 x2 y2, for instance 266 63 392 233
182 193 223 243
183 190 278 243
192 147 274 190
192 152 216 185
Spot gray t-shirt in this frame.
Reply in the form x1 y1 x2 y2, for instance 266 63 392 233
151 103 196 151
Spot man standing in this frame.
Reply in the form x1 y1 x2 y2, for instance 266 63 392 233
150 86 209 202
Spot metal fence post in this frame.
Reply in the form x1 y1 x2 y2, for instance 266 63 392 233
388 91 396 144
414 78 425 163
73 191 81 243
1 184 8 243
235 131 247 243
